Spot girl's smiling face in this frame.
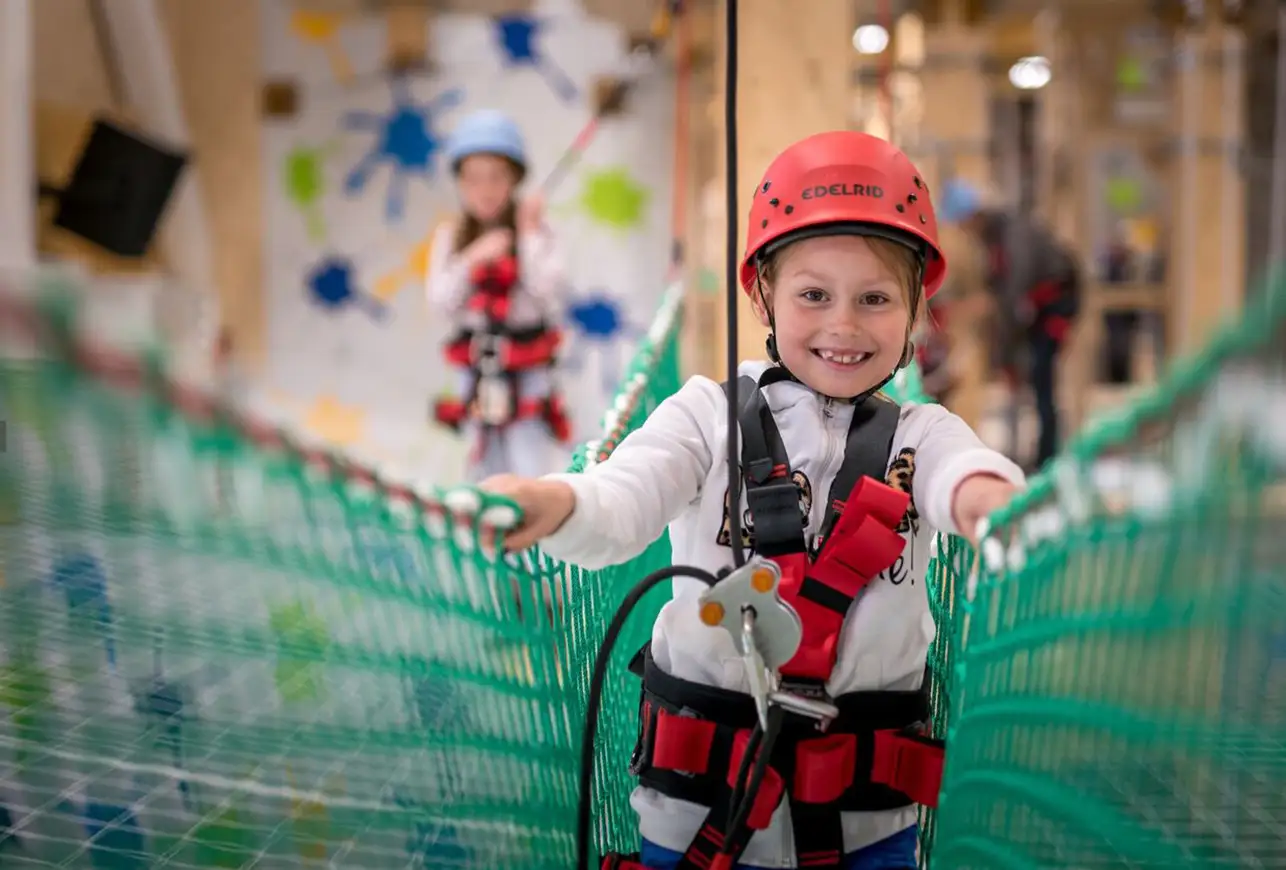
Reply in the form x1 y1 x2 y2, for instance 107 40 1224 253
456 153 521 223
752 234 919 399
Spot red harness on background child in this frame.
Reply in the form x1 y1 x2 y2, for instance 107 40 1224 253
432 251 572 444
602 367 946 870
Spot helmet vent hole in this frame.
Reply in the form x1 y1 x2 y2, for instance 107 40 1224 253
769 198 779 207
784 205 794 215
907 193 917 204
761 219 769 228
913 176 922 189
762 181 772 192
919 214 928 224
896 204 905 213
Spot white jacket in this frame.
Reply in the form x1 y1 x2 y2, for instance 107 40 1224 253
541 360 1025 868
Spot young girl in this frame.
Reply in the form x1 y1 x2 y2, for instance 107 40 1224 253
427 109 572 482
484 132 1025 870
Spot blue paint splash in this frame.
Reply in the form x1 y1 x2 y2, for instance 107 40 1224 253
0 803 20 852
388 791 470 868
493 14 577 102
569 295 625 339
342 78 463 222
305 255 386 320
81 802 147 870
412 677 457 731
564 291 644 395
48 553 116 670
134 677 193 811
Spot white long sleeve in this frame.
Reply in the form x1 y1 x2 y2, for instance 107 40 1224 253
424 221 471 314
539 375 720 570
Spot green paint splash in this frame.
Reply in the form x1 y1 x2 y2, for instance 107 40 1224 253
269 601 331 703
1116 56 1147 91
192 805 259 868
283 144 337 243
571 166 649 230
0 660 51 762
1105 177 1143 213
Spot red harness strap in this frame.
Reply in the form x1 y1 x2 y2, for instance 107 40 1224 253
432 393 572 443
774 477 911 682
443 328 561 371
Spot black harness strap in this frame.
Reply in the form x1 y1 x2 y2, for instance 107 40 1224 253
722 370 902 557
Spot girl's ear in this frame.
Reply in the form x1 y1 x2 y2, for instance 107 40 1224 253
749 286 772 328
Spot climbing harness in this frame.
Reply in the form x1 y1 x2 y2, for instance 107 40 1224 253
610 371 944 870
575 1 949 868
432 252 571 443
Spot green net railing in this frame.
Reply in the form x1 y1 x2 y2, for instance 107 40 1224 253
3 261 1283 870
929 271 1286 869
0 275 688 868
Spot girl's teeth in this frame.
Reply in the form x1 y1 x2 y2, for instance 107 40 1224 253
820 351 866 364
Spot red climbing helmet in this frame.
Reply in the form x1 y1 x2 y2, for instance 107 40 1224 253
740 131 947 299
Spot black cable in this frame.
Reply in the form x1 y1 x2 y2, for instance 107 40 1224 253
722 706 784 856
576 564 720 870
724 0 744 570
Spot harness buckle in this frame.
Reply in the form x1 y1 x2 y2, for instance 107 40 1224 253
469 330 503 368
770 679 840 731
468 333 516 427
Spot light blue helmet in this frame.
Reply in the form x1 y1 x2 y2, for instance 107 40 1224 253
445 110 527 177
937 179 983 224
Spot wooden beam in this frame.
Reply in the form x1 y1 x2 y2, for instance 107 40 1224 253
93 0 219 368
0 0 35 273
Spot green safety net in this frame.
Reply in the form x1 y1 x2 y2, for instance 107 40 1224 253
929 270 1286 869
1 261 1283 870
0 276 686 869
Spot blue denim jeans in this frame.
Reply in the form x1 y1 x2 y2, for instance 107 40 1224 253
639 826 918 869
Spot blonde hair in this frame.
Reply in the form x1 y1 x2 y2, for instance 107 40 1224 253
757 235 925 325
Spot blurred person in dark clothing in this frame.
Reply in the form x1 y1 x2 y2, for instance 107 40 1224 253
937 179 1082 470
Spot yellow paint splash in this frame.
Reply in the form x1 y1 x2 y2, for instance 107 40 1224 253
290 10 353 84
304 395 365 448
371 221 444 307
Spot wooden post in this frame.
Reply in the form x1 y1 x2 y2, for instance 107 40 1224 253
1168 12 1246 355
914 19 989 195
0 0 35 274
161 0 262 374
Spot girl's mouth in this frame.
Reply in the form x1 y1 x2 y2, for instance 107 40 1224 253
812 349 872 368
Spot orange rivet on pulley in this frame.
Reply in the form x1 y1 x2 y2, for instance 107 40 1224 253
751 568 775 593
700 601 725 626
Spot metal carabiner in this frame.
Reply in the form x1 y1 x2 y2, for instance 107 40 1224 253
740 607 774 731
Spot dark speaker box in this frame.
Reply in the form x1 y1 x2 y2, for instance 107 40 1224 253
51 118 188 258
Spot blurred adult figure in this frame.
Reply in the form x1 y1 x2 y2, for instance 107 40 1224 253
938 179 1082 470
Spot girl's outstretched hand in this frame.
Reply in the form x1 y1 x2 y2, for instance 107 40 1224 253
480 474 576 551
951 473 1020 546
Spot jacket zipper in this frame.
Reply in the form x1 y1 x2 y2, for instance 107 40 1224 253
812 398 841 543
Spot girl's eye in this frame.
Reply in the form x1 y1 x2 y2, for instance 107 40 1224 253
801 289 827 302
861 293 890 305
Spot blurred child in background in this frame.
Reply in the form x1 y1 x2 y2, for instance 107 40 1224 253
427 109 572 481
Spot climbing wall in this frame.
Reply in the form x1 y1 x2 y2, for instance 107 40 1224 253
258 0 675 484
